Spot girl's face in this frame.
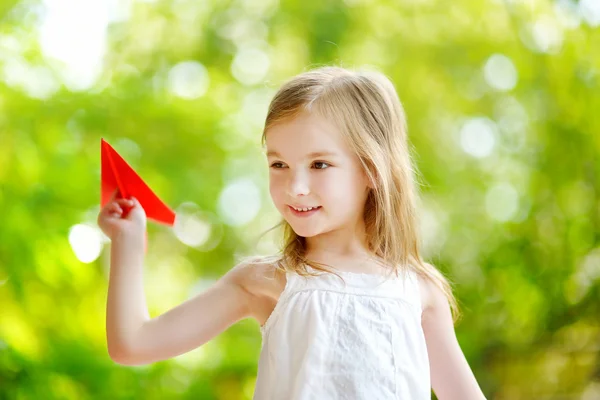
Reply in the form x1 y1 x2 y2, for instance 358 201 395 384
265 111 372 238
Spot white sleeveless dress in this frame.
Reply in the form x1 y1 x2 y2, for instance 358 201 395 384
253 267 431 399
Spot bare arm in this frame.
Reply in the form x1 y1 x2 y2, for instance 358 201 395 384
100 194 261 366
419 277 487 400
106 232 258 365
105 232 150 362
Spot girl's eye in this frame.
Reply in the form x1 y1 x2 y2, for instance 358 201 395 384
313 161 330 170
269 161 331 169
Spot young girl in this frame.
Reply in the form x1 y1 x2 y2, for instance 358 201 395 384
98 66 487 400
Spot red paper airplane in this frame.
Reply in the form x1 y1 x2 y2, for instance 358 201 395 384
101 138 176 226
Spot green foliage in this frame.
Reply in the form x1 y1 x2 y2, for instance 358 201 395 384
0 0 598 399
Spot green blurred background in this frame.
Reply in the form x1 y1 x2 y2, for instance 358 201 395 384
0 0 599 398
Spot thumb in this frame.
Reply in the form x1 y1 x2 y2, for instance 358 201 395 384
126 197 147 223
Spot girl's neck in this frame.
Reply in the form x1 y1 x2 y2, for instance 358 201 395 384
306 259 388 276
304 249 388 275
304 220 370 257
302 214 386 273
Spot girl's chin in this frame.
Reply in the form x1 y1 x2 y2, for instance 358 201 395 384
285 222 323 238
293 230 321 239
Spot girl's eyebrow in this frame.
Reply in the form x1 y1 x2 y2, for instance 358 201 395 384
266 150 338 158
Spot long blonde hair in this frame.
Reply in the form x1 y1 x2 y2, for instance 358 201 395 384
245 65 460 322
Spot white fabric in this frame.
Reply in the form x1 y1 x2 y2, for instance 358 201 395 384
254 266 431 400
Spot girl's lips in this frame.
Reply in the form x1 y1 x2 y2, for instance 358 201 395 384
288 205 322 217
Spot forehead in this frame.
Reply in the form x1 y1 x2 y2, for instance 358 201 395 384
264 112 351 158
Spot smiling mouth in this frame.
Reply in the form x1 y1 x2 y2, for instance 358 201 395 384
288 205 322 215
289 205 321 212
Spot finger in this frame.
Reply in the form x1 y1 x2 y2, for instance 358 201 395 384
106 203 123 215
130 197 144 212
116 198 135 208
101 191 121 212
125 197 146 221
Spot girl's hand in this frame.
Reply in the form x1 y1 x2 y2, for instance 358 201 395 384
97 190 147 241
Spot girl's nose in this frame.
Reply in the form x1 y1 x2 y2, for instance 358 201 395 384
287 171 310 197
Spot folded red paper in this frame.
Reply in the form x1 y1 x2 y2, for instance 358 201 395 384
101 138 176 226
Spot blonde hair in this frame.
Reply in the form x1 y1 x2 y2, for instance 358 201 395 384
245 65 460 322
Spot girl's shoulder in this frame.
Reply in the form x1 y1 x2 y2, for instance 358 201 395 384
414 273 433 312
413 266 452 316
227 256 286 326
230 256 287 302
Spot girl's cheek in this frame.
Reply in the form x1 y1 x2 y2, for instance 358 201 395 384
269 180 285 206
268 175 281 192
